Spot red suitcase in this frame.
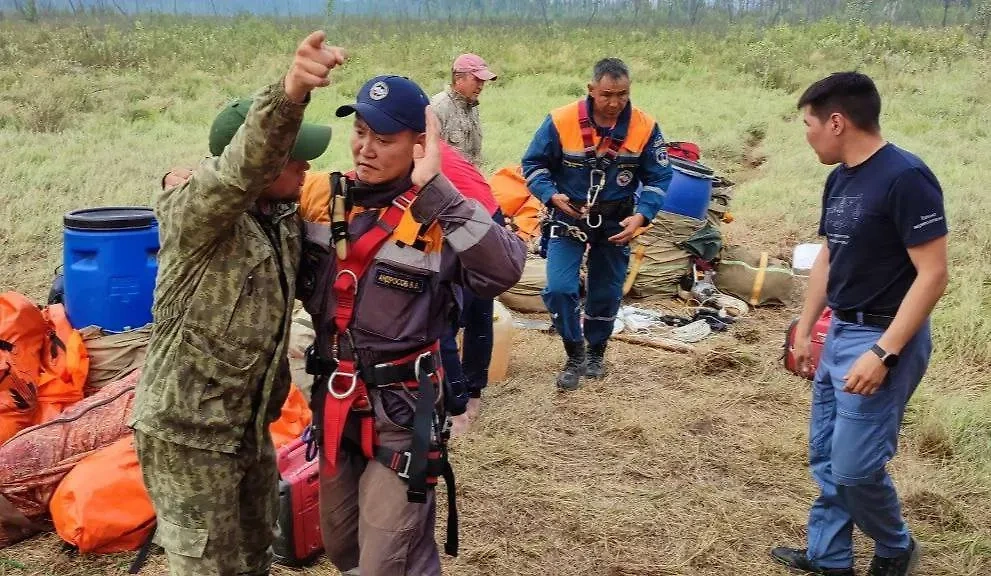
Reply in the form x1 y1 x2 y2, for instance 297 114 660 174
784 308 832 379
273 437 323 567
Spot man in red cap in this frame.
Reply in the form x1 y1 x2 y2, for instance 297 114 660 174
431 53 503 433
430 53 496 167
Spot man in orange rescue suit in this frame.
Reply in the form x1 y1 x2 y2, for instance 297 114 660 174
522 57 672 391
295 75 526 576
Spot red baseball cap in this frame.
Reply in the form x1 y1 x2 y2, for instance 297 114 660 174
453 53 497 81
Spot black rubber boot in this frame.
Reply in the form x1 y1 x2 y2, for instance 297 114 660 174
586 342 607 379
868 537 920 576
555 340 586 391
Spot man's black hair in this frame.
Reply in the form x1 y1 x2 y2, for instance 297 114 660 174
592 58 630 83
797 71 881 132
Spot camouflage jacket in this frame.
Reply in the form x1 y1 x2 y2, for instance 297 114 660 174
431 88 483 167
129 81 306 454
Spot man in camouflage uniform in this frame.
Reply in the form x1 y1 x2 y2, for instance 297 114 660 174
430 53 496 167
128 31 345 576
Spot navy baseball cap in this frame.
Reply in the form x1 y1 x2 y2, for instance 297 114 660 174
336 75 429 135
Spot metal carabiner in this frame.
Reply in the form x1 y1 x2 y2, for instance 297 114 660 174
584 213 603 229
585 168 606 230
588 169 606 205
571 226 589 242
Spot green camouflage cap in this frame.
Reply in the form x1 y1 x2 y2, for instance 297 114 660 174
208 98 331 161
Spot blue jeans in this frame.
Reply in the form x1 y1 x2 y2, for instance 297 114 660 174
439 210 504 405
806 319 932 569
542 235 629 346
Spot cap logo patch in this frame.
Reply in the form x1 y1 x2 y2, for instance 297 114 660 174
369 81 389 101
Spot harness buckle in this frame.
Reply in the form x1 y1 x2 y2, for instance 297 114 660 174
548 221 588 243
392 194 415 210
396 450 413 480
328 369 358 399
414 351 437 382
335 269 359 293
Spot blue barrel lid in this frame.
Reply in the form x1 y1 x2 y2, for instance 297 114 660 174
64 206 156 231
670 157 715 178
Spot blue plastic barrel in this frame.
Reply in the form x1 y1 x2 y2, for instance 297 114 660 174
63 207 160 332
662 157 714 220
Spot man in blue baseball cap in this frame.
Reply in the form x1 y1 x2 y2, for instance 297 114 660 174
295 74 526 576
332 74 435 186
337 74 428 132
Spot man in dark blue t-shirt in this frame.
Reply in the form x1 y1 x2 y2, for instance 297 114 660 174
771 73 949 576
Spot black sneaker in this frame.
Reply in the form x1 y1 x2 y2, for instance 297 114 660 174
770 547 855 576
555 340 585 391
868 538 920 576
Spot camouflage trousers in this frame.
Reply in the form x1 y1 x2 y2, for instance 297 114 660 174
133 430 278 576
320 387 441 576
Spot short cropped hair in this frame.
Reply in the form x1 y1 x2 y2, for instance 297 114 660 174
797 71 881 132
592 58 629 83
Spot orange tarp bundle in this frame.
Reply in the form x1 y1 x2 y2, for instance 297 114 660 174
0 371 138 549
489 165 543 241
44 382 312 554
49 435 154 554
270 383 312 450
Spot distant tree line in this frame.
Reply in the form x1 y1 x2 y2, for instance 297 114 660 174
1 0 989 39
2 0 320 18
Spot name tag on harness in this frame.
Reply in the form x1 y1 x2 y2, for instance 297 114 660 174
374 266 428 294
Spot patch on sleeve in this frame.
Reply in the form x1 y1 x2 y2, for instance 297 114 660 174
373 265 428 294
655 145 669 166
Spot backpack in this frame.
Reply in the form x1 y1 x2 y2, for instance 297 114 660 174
35 305 88 424
0 293 47 444
715 246 795 307
624 211 703 299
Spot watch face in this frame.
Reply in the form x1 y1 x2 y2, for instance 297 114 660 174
884 354 899 367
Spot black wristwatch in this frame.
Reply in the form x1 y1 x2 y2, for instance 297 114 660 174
871 344 899 368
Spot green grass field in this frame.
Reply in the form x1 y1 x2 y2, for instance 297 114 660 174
1 15 989 576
